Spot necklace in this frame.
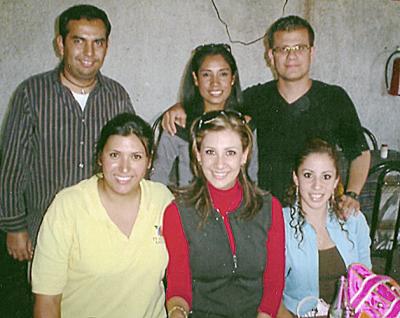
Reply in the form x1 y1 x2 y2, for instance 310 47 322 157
61 71 97 94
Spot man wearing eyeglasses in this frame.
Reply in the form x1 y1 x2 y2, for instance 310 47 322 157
162 15 370 218
243 15 370 215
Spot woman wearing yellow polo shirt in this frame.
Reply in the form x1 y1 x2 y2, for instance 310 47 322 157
32 113 173 318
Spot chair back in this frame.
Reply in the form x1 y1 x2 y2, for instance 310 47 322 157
362 126 378 151
369 161 400 274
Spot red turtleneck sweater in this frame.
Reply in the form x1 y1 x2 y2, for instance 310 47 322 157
163 181 285 317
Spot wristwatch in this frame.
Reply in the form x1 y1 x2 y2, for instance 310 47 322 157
345 191 359 201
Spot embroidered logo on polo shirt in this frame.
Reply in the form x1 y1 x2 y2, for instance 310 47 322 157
152 225 164 244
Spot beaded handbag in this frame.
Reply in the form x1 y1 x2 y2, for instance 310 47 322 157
329 263 400 317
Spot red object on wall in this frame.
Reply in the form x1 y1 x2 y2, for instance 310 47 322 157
389 58 400 96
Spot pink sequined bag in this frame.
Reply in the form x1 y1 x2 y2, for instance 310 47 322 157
330 263 400 317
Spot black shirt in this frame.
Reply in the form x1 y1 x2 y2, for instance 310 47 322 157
243 80 369 201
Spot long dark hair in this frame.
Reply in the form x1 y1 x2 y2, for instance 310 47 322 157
181 43 243 128
284 138 346 244
174 110 264 227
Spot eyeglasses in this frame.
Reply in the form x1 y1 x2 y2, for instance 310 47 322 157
194 43 232 53
196 110 245 130
272 44 311 56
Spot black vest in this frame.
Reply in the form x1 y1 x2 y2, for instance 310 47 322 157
176 193 272 318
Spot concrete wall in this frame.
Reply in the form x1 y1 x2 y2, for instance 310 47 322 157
1 0 399 149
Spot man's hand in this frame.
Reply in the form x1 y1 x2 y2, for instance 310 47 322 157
340 150 370 220
161 102 186 135
7 231 33 261
338 194 360 220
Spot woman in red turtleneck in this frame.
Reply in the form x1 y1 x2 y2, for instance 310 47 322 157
163 110 285 318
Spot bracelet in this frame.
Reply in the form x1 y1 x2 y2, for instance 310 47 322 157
168 305 188 318
345 191 359 201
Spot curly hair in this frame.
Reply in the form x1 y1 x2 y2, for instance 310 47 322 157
283 138 349 246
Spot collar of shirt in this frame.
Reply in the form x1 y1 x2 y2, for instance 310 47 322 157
207 180 242 216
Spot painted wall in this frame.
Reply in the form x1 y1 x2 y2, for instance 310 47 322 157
1 0 399 149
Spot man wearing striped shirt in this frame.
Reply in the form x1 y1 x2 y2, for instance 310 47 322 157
0 5 134 312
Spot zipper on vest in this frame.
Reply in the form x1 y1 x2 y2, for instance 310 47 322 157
232 254 238 273
218 210 237 273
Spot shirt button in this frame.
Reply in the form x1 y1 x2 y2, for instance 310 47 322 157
80 141 84 145
82 118 85 123
78 163 84 168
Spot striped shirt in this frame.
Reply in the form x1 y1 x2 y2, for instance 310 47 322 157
0 67 135 241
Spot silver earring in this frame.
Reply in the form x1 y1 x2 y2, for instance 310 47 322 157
294 186 300 214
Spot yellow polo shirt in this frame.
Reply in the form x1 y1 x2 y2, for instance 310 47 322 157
32 176 173 318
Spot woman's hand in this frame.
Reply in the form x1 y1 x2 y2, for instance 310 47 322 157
276 302 295 318
167 296 190 318
169 309 187 318
257 312 273 318
161 103 186 135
